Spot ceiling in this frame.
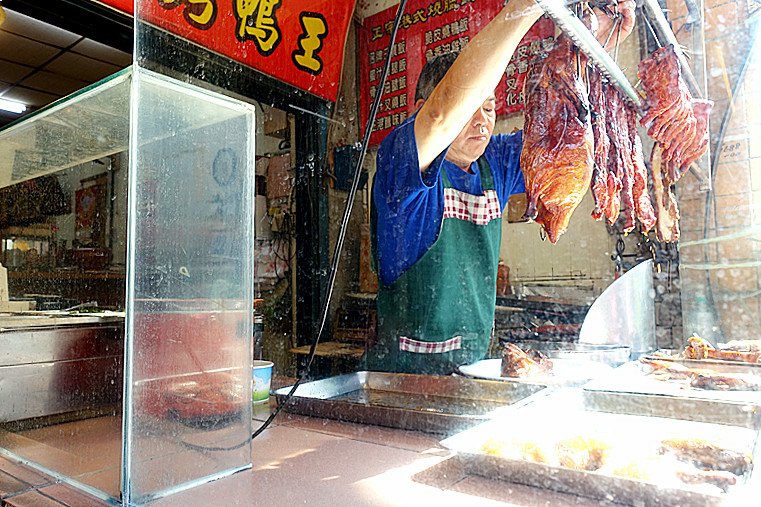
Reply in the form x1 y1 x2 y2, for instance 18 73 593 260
0 6 131 128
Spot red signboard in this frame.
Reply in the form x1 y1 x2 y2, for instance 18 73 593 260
95 0 134 15
359 0 555 146
93 1 356 102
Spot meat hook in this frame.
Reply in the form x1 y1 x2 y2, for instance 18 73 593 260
602 14 622 49
643 14 662 48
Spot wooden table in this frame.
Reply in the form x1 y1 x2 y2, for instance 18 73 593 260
289 341 365 378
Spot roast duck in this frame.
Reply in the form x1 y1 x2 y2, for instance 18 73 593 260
521 16 711 243
501 342 553 378
521 33 594 244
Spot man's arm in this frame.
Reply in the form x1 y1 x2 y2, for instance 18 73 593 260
414 0 542 172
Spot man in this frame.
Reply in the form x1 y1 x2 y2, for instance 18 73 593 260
367 0 636 374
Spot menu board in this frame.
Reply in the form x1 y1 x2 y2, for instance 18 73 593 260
359 0 555 146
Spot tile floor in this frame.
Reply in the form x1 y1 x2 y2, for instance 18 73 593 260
0 379 613 506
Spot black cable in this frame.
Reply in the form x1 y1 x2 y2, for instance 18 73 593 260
251 0 409 440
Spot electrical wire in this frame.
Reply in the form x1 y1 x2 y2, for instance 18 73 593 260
251 0 409 440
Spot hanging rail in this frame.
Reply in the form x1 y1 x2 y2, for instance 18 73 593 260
534 0 642 107
642 0 704 98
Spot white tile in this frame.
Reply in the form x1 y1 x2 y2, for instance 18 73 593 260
20 70 89 95
0 31 60 67
45 53 123 83
0 60 33 83
0 86 60 107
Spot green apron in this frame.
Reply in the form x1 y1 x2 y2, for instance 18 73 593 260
366 156 503 375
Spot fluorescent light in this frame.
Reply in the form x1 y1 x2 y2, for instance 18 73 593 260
0 99 27 114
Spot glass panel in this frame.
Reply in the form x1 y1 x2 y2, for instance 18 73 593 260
0 70 130 187
0 71 131 503
122 66 254 504
678 11 761 345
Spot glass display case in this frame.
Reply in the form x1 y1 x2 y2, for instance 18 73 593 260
0 65 256 504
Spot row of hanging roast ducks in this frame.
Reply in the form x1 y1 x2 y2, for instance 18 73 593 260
520 10 712 244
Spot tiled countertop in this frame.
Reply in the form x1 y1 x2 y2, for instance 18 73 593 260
150 401 607 507
0 384 608 507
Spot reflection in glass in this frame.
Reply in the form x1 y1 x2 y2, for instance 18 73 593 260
0 71 131 502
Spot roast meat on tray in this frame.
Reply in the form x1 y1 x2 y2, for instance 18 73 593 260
500 342 553 378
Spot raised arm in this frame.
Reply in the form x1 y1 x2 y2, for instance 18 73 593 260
414 0 542 172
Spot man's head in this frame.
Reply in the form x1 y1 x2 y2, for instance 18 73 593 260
415 52 497 169
414 52 460 104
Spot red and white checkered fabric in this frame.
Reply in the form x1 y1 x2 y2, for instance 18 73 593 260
399 335 462 354
443 188 502 225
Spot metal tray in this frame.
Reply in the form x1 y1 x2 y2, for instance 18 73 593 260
583 362 761 429
511 341 631 366
645 351 761 368
442 389 760 506
456 358 612 386
274 371 547 434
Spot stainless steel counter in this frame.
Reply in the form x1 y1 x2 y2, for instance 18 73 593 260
0 311 125 330
0 316 124 423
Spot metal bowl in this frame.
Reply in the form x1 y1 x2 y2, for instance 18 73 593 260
504 340 631 366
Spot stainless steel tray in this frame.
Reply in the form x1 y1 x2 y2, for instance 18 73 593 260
442 389 760 506
274 371 547 434
644 351 761 368
583 362 761 429
456 358 612 386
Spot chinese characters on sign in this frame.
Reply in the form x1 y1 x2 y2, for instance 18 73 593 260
367 41 410 134
234 0 282 55
292 13 329 75
123 0 355 102
160 0 217 30
503 29 555 110
359 0 555 146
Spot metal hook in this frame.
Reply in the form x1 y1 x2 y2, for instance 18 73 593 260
643 14 662 48
602 14 622 50
613 13 623 63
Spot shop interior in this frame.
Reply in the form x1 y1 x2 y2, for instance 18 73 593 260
1 0 761 505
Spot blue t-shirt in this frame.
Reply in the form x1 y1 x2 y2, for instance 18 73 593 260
373 114 525 287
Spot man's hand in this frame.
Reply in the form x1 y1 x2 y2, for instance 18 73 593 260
594 0 636 51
